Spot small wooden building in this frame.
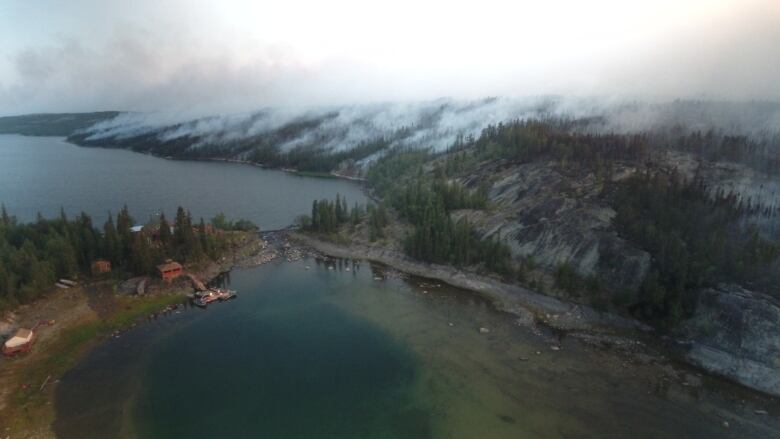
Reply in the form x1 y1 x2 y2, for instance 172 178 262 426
3 328 35 356
157 260 183 281
91 259 112 275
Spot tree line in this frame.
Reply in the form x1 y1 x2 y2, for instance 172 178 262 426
299 194 391 242
366 150 511 273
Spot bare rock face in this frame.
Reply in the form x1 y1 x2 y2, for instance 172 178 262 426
678 284 780 397
457 160 650 300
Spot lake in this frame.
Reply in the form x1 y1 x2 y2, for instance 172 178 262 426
0 135 778 438
0 135 366 228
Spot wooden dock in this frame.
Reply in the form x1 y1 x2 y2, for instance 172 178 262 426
187 273 207 291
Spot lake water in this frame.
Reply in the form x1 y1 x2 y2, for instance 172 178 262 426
1 135 778 438
0 135 366 228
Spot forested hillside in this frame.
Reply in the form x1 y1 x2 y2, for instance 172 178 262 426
346 118 780 326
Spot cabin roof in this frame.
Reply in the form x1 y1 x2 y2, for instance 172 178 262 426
157 261 183 272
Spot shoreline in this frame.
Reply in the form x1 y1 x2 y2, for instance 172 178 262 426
0 231 267 437
61 137 368 183
288 231 648 333
287 231 780 403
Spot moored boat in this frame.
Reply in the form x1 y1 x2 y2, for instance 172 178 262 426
214 288 237 300
193 288 237 307
194 291 219 307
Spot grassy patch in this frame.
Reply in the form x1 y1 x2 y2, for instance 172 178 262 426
1 293 183 435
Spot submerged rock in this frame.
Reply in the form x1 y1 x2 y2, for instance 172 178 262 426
677 284 780 397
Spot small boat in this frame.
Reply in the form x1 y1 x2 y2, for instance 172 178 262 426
193 288 237 307
3 328 35 356
214 288 237 301
194 291 219 307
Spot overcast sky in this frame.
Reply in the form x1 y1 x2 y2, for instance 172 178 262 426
0 0 778 115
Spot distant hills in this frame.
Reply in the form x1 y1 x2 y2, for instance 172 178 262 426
0 112 119 136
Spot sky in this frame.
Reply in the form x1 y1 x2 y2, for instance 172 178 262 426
0 0 778 116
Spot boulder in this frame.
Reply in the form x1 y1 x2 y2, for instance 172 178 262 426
677 284 780 397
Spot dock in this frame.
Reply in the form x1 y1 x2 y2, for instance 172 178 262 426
187 273 208 291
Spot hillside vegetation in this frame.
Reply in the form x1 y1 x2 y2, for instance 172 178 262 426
334 118 780 327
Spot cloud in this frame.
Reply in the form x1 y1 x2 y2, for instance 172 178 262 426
599 2 780 100
0 0 778 115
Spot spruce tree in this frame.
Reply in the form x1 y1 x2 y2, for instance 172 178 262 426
103 212 120 265
159 213 172 248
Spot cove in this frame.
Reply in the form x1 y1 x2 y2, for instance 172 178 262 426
54 262 430 438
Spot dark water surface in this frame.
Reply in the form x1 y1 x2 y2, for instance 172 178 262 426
55 263 429 438
0 135 366 227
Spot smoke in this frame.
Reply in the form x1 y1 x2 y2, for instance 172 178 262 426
79 97 549 152
78 97 780 161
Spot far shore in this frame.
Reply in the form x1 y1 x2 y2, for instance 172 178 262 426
62 136 368 183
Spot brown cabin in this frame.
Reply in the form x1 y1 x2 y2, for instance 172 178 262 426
194 223 214 235
157 260 183 281
91 259 112 275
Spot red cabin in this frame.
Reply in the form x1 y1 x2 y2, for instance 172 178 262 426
157 260 183 281
91 259 112 275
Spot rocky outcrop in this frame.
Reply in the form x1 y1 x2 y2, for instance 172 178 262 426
677 284 780 397
456 159 650 299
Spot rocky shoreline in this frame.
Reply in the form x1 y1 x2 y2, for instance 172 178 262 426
288 231 648 333
287 231 780 401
